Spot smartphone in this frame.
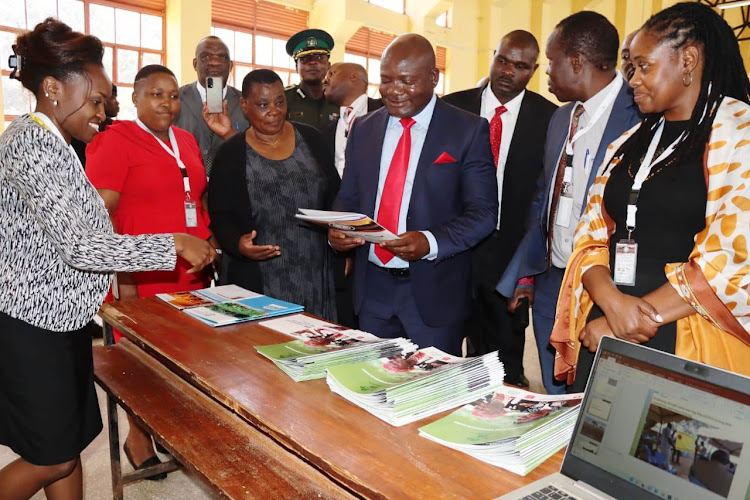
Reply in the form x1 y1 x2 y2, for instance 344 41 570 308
511 296 530 333
205 76 223 114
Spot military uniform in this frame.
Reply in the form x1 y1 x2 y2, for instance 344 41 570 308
285 83 339 128
285 29 339 129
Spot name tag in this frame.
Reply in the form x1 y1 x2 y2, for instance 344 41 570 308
184 200 197 228
555 164 574 228
613 239 638 286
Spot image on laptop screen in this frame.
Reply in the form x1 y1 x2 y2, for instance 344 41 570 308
567 348 750 500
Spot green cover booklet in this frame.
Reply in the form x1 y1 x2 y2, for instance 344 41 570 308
419 387 583 476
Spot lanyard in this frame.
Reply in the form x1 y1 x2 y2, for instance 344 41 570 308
565 77 622 155
625 118 684 238
135 118 192 200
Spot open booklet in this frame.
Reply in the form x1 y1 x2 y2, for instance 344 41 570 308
418 387 583 475
156 285 303 327
295 209 399 243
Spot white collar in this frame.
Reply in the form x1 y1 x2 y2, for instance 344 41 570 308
195 80 228 102
340 93 368 118
482 86 525 116
580 72 623 116
388 93 437 129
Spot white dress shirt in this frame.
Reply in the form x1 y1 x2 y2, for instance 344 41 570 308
369 94 439 268
479 87 525 229
550 73 623 268
195 80 228 102
334 93 369 178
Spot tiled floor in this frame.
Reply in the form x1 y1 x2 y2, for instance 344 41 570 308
0 324 544 499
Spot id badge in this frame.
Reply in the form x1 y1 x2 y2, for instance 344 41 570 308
184 200 197 228
555 193 574 228
614 239 638 286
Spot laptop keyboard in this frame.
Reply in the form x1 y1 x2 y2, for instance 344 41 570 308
521 485 580 500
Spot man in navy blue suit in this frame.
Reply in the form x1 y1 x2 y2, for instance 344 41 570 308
497 12 641 393
330 34 497 356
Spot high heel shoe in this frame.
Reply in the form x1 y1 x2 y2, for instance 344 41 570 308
123 441 167 481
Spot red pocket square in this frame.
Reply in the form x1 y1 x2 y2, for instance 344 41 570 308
433 152 456 164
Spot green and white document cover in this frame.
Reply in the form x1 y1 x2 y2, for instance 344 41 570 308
419 387 583 475
326 347 505 426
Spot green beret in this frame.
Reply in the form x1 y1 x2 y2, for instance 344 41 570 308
286 29 334 59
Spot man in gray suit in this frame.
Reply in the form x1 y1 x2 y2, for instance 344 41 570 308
174 36 249 175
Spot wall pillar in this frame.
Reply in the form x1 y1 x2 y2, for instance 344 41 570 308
166 0 211 86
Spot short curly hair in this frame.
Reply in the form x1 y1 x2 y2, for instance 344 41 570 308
554 11 619 70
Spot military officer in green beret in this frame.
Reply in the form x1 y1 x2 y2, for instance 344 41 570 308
285 29 340 129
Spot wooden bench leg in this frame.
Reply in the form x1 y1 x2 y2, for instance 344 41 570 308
107 392 124 500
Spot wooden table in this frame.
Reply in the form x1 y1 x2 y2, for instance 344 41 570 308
96 298 563 499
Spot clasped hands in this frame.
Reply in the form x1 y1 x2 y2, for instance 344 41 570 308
580 291 664 352
327 229 429 261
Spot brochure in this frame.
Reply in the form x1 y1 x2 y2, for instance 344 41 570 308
157 285 303 327
418 387 583 475
326 348 505 426
295 208 399 243
258 314 343 339
255 330 417 382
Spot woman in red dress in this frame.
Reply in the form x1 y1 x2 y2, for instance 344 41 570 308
86 64 216 478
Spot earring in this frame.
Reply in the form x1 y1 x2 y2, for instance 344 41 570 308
52 100 58 107
682 72 693 87
44 92 49 98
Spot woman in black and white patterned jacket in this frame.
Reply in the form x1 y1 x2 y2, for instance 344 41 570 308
0 19 215 498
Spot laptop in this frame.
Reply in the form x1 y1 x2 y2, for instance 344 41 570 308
499 337 750 500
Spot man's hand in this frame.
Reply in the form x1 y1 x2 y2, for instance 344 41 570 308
238 230 280 261
579 316 614 352
328 228 365 252
202 101 236 140
508 286 534 313
379 232 429 261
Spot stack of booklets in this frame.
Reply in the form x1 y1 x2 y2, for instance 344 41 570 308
255 329 417 382
156 285 303 327
326 348 505 426
418 387 584 475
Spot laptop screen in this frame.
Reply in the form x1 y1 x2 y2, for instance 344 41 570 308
565 341 750 500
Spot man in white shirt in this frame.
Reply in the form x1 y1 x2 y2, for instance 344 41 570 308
498 12 641 394
322 62 382 177
174 36 249 175
442 31 557 386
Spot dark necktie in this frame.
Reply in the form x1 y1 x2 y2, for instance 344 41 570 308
375 117 416 264
548 104 585 245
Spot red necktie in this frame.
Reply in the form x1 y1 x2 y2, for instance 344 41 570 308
344 106 354 137
375 117 416 264
548 104 585 252
489 105 507 168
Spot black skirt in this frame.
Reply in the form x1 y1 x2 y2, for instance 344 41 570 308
0 312 102 465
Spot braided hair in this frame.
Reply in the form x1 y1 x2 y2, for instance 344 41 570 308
610 2 750 171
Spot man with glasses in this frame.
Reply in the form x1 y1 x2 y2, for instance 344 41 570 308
175 36 249 175
284 29 340 128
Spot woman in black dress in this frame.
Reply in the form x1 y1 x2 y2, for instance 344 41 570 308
208 69 339 320
549 3 750 391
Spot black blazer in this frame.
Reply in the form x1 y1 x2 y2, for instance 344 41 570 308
322 97 383 157
441 86 557 284
207 123 340 291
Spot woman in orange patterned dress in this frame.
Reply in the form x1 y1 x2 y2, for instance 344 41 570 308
551 2 750 391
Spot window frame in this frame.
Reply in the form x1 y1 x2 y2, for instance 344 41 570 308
1 0 166 124
210 22 301 89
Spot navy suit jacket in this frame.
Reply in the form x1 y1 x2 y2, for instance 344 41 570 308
497 82 641 297
333 98 498 326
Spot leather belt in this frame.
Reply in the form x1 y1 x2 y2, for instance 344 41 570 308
370 263 410 277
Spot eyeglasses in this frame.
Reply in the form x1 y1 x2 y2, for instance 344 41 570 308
298 53 329 64
199 53 230 63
